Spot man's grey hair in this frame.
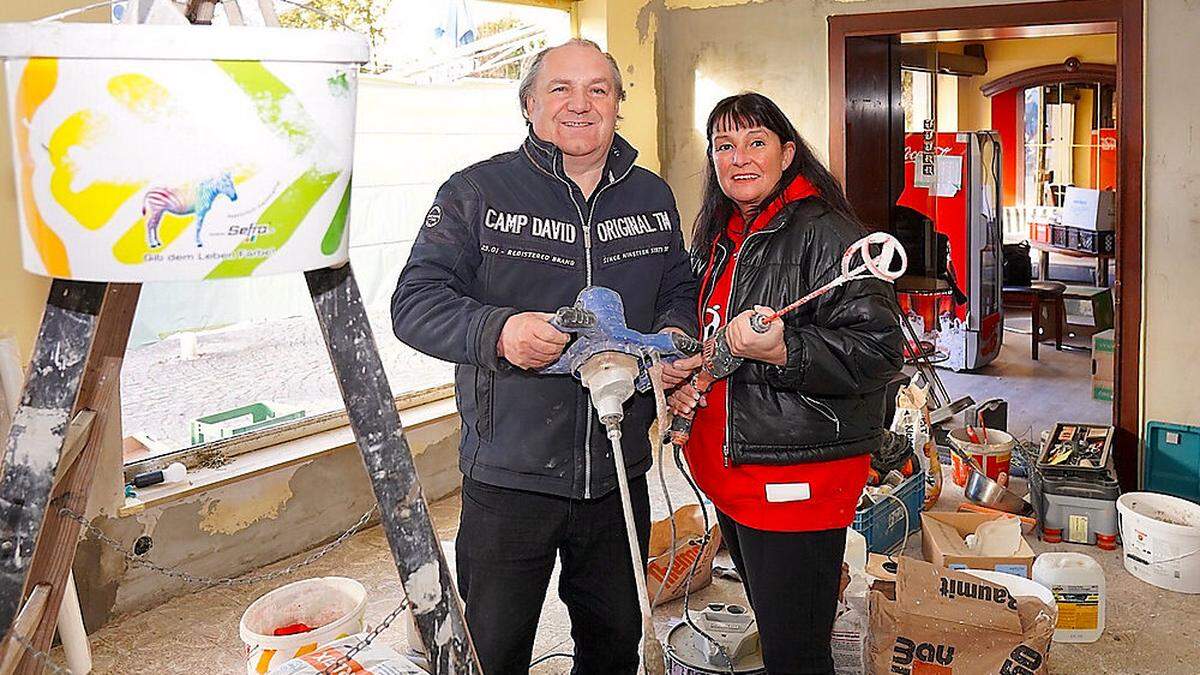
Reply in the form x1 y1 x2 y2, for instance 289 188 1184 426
518 38 626 119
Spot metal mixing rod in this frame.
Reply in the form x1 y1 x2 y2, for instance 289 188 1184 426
540 285 704 675
667 232 908 448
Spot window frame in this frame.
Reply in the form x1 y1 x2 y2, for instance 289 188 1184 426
122 0 579 476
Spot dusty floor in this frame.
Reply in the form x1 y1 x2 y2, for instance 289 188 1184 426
58 329 1196 674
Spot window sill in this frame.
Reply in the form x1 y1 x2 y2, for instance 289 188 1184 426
118 395 459 517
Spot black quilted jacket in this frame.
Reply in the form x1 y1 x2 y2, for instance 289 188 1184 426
696 197 904 466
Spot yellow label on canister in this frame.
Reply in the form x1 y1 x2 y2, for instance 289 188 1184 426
1052 587 1100 630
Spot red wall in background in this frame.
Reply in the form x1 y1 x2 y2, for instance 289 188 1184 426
1091 128 1118 190
991 89 1019 206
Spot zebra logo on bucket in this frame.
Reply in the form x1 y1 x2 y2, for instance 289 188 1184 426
142 173 238 249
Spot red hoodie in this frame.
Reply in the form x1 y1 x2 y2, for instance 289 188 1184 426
685 175 870 532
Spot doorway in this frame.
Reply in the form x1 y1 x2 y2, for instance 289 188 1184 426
828 1 1142 488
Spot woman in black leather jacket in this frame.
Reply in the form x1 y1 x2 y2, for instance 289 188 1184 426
669 92 904 674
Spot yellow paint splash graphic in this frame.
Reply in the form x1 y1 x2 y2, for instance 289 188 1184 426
107 73 169 120
45 74 175 235
48 110 144 231
15 58 69 276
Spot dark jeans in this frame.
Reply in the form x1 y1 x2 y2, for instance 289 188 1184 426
456 475 651 675
715 510 847 675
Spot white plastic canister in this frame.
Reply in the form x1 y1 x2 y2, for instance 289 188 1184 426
1032 552 1106 643
844 527 867 574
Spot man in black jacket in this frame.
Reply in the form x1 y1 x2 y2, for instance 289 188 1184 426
391 39 698 675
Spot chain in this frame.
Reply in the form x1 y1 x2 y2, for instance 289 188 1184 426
3 588 409 675
59 505 377 587
7 632 73 675
313 600 410 675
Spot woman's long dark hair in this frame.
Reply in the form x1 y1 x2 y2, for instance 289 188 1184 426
691 92 858 259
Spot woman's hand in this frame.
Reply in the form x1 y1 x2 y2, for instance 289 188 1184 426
726 305 787 365
668 381 707 418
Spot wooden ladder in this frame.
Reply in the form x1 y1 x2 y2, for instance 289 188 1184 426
0 2 480 672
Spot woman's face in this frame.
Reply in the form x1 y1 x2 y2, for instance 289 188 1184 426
711 125 796 215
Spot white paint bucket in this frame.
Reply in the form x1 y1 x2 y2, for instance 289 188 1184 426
0 22 368 282
239 576 368 675
1117 492 1200 594
962 568 1056 606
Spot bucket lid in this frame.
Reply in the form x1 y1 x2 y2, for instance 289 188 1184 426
0 23 369 63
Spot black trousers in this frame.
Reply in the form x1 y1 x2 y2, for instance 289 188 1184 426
715 510 847 675
456 475 651 675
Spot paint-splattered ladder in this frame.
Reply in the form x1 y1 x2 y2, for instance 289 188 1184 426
0 2 481 673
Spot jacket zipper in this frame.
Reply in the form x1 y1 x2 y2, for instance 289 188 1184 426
722 226 775 468
577 166 634 497
525 145 635 497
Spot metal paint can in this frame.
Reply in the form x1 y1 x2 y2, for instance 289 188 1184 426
665 622 766 675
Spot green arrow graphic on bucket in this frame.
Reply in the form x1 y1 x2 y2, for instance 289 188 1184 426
205 61 345 277
206 169 340 279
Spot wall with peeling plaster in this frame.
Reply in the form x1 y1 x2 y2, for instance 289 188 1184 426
73 417 461 631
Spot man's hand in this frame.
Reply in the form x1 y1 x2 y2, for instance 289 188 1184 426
726 305 787 366
498 312 569 370
667 381 707 418
659 327 702 388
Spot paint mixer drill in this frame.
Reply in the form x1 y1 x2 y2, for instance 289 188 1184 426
540 285 701 674
667 232 909 449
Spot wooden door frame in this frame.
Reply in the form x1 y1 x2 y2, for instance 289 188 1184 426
829 0 1143 489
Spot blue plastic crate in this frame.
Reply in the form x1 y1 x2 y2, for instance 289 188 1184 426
1144 421 1200 503
853 470 926 554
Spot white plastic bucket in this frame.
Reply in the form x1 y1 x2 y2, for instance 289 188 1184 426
239 576 368 675
1117 492 1200 594
963 568 1057 608
0 22 368 282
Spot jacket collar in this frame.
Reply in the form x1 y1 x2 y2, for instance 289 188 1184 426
728 173 821 236
522 127 639 184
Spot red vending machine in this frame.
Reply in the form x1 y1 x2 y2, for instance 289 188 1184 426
897 130 1003 372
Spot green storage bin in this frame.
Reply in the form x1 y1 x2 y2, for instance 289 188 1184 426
1143 422 1200 503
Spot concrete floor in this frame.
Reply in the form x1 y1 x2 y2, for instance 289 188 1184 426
934 309 1112 446
54 328 1195 674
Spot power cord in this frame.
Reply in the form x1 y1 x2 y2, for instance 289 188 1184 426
673 444 736 675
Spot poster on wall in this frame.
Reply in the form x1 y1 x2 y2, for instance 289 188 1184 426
4 45 361 282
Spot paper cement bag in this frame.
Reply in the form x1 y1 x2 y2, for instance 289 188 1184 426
646 504 722 607
868 557 1056 674
268 634 424 674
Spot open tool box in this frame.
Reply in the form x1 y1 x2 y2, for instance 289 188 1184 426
1038 423 1114 472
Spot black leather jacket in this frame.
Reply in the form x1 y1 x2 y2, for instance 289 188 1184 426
697 197 904 465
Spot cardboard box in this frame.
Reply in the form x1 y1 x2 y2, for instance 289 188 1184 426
920 512 1036 578
1092 350 1114 382
1092 328 1115 354
1062 186 1116 231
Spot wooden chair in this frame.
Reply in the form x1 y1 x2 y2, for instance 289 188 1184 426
1002 281 1066 360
